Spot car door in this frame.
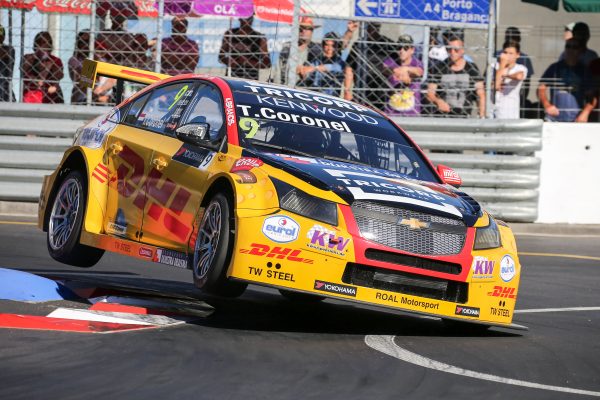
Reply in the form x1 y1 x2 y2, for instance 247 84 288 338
140 82 225 251
104 91 157 242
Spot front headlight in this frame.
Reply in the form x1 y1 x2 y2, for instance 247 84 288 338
474 216 502 250
272 178 338 226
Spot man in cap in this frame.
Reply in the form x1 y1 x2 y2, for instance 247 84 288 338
274 16 322 86
219 15 271 80
345 22 395 108
559 22 598 68
382 34 424 116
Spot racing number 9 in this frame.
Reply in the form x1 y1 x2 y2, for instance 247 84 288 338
239 118 259 139
168 85 189 111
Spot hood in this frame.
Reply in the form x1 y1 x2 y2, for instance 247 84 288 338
254 153 482 227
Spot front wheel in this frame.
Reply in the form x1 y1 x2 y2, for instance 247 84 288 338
47 170 104 267
192 192 246 297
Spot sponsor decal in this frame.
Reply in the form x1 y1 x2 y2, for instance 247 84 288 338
399 296 440 311
231 157 263 172
455 305 480 318
153 249 188 269
314 280 357 297
262 216 299 243
173 144 215 169
487 285 516 299
113 145 193 242
323 169 462 218
78 112 116 149
490 307 511 318
107 208 127 237
138 247 153 258
248 262 295 282
224 97 235 126
440 166 462 186
306 224 350 256
92 163 109 184
500 255 516 282
471 256 495 279
240 243 313 264
113 241 131 253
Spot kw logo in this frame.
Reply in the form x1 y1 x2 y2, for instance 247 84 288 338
114 145 192 242
487 285 516 299
240 243 313 264
398 217 430 230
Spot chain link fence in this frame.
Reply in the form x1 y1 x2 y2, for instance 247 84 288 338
0 0 598 120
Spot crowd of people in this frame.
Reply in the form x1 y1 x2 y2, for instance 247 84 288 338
0 12 598 122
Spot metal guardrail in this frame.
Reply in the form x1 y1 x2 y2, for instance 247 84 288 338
0 104 543 222
393 117 543 222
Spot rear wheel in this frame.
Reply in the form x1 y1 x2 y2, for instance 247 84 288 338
47 170 104 267
192 192 246 297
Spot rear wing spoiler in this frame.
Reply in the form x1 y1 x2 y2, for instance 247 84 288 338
80 59 171 103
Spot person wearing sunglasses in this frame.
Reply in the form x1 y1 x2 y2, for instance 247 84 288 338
426 35 485 118
538 38 596 122
381 34 424 116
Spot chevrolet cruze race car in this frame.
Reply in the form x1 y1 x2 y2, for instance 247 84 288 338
38 60 523 329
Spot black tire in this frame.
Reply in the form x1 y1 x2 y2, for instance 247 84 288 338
47 170 104 267
192 192 246 297
279 289 325 303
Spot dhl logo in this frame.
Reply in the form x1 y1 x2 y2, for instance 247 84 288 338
487 285 516 299
114 145 192 242
240 243 314 264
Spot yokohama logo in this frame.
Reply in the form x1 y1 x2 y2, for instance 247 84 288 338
455 305 480 318
314 280 357 297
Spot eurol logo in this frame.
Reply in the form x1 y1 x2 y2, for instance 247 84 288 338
262 216 299 243
471 256 495 279
500 255 516 282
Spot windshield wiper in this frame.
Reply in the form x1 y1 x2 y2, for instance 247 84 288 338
248 140 315 158
321 155 371 166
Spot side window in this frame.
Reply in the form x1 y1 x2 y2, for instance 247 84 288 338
134 82 196 136
181 84 225 140
124 92 150 125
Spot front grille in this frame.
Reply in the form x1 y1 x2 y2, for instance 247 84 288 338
343 263 468 303
352 200 466 255
365 249 462 275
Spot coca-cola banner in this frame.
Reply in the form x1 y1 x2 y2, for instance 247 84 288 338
193 0 253 18
0 0 35 9
35 0 91 14
253 0 294 24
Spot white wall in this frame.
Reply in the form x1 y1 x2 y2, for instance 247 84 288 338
537 123 600 224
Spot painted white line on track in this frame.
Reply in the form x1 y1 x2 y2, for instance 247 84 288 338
47 308 189 326
365 335 600 397
516 306 600 314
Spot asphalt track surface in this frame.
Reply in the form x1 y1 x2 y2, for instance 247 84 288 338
1 222 599 399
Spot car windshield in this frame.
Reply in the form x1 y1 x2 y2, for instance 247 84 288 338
230 81 437 182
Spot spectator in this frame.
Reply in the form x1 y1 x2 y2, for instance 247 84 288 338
382 34 424 116
158 17 199 75
538 38 596 122
274 16 321 86
68 30 90 104
564 22 575 41
303 32 348 97
427 35 485 118
589 57 600 122
494 40 528 119
219 15 271 80
428 27 448 63
96 10 149 69
345 22 395 110
21 31 64 104
559 22 598 68
91 41 116 104
0 25 15 102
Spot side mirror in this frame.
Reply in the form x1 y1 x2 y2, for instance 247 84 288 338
437 164 462 188
176 123 215 148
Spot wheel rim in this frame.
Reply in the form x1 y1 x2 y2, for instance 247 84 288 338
195 201 222 279
48 177 81 251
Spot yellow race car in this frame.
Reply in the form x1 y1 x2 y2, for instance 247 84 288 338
38 60 523 329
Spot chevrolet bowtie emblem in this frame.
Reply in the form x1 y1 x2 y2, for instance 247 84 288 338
398 218 430 230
